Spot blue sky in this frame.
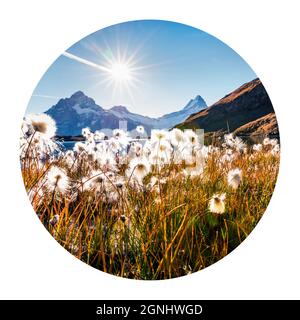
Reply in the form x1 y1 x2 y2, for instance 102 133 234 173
27 20 257 117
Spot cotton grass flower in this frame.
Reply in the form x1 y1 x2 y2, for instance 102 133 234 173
115 177 125 189
109 137 122 153
86 135 95 145
253 144 262 152
151 129 168 142
220 149 235 163
184 129 199 145
96 150 117 171
224 133 235 147
147 176 158 189
127 157 151 183
233 137 246 152
263 137 271 146
179 147 194 165
64 150 75 168
136 125 145 134
208 193 226 214
113 129 127 139
264 137 278 146
273 144 280 152
227 168 242 190
45 166 69 194
113 129 129 148
154 140 172 156
106 191 120 204
82 170 107 193
170 128 184 146
143 140 153 157
224 133 246 151
82 127 91 138
74 142 87 154
271 144 280 155
128 142 143 158
94 130 105 142
270 138 278 146
22 130 60 158
26 113 56 138
183 164 203 178
21 118 35 139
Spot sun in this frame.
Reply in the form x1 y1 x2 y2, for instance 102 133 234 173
63 45 150 103
109 63 132 82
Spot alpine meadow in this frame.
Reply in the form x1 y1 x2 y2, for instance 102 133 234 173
21 20 280 279
20 115 279 279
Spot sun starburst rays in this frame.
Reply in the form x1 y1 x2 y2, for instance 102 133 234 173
64 40 146 105
63 31 171 107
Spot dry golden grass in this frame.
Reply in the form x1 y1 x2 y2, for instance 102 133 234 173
21 138 279 280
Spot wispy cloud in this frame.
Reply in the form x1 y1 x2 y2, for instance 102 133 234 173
62 51 110 72
32 94 60 99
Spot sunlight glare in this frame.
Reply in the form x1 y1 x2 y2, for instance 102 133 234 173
109 63 132 82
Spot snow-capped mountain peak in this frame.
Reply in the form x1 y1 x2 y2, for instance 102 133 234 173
45 91 207 135
183 95 207 111
70 90 85 99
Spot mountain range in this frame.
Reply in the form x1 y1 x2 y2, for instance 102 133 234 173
176 78 278 137
45 92 207 136
45 78 278 138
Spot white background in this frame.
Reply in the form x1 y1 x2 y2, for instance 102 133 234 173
0 0 300 299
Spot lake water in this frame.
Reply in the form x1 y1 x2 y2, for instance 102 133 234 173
60 141 77 150
59 138 149 151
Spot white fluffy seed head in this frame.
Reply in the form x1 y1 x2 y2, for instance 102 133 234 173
136 125 145 134
151 129 169 142
25 113 56 138
127 157 151 183
94 130 105 142
184 129 199 145
45 166 69 194
263 137 271 146
253 144 262 152
170 128 184 146
227 168 242 190
74 142 87 153
209 193 226 214
82 127 91 138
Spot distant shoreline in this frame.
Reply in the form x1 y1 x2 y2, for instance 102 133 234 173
54 132 280 147
54 135 85 142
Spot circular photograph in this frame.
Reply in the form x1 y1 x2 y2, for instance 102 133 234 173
20 20 280 280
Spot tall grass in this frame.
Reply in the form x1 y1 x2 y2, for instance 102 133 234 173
20 121 279 279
